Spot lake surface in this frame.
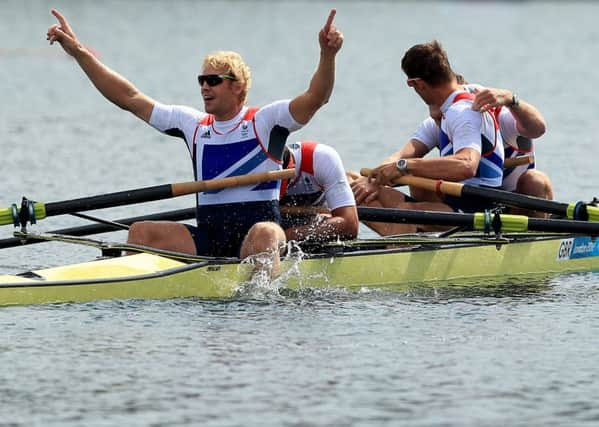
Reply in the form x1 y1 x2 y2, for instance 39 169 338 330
1 1 599 425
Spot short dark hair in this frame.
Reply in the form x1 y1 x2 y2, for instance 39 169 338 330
454 73 467 85
401 40 454 86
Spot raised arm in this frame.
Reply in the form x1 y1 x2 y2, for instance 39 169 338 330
46 9 155 122
471 87 547 139
288 9 343 125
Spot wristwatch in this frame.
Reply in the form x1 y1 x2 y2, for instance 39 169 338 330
396 158 409 175
508 93 520 108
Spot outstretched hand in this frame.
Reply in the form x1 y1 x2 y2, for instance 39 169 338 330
46 9 81 57
319 9 343 55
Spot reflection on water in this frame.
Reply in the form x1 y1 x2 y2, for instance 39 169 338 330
238 269 559 306
2 270 599 426
397 274 556 301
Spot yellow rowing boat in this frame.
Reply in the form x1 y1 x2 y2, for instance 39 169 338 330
1 231 597 306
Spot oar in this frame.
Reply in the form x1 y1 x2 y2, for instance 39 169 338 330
503 155 534 169
283 205 599 234
0 169 296 227
357 206 599 234
0 208 197 249
360 169 599 222
4 204 598 250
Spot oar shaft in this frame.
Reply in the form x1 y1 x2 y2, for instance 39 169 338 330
1 169 296 226
0 208 197 249
359 167 598 221
527 217 599 234
171 169 296 196
356 207 599 234
48 169 296 215
458 184 570 216
356 206 472 227
45 184 172 216
3 205 599 249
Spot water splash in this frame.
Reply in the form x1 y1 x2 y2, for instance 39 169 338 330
233 240 307 300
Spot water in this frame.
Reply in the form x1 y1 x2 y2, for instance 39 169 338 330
1 0 599 425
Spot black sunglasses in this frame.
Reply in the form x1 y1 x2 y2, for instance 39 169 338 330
197 74 236 87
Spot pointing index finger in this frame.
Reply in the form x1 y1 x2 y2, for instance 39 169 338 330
51 9 70 31
52 9 64 23
324 9 336 33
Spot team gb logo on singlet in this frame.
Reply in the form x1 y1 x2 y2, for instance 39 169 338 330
241 122 249 138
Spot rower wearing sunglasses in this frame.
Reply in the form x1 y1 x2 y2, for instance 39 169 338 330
355 40 506 236
46 8 344 275
408 82 553 217
351 79 553 229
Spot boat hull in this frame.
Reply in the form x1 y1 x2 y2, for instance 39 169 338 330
1 234 598 306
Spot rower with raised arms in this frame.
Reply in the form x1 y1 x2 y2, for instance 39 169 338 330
46 8 343 274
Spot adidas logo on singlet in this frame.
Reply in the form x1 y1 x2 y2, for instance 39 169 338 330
200 130 211 139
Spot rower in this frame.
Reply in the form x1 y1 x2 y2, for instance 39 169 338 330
280 141 359 243
467 83 553 217
46 8 344 276
351 40 505 236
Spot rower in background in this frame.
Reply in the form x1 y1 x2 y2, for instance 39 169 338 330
280 141 359 243
468 84 553 216
352 79 553 233
351 40 505 236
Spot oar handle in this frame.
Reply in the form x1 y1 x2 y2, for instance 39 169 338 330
393 176 464 197
359 168 464 197
171 169 296 196
504 155 534 169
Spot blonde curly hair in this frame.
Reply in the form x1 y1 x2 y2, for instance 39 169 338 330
202 51 252 104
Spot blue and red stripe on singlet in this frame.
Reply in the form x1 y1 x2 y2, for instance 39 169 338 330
439 92 504 185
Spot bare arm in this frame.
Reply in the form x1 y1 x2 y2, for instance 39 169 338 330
397 148 480 181
285 205 359 242
47 9 155 122
288 9 343 125
380 139 430 164
471 87 546 139
368 147 481 185
351 139 430 204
